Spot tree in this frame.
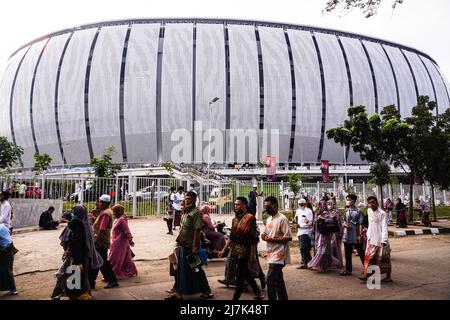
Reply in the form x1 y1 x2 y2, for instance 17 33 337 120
412 107 450 221
323 0 405 18
0 136 23 170
389 96 440 221
33 152 52 175
327 105 408 204
287 173 302 214
90 145 122 178
368 163 391 200
163 162 175 177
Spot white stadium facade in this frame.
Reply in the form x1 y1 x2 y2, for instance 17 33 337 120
0 18 449 168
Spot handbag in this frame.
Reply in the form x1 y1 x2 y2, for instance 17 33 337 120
317 216 340 234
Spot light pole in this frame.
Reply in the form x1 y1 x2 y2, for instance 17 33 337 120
343 144 348 189
207 97 220 184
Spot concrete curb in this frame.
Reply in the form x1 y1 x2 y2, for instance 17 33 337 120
12 223 67 235
389 228 450 237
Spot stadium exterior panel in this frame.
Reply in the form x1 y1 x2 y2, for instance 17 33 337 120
0 18 449 168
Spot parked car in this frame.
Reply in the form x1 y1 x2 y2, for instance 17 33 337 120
127 185 171 201
25 186 48 199
280 187 296 199
208 187 234 214
69 187 102 203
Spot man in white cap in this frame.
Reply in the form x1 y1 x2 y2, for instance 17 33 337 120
248 184 258 215
89 194 119 289
294 198 313 269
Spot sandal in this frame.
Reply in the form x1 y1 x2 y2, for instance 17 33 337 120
165 294 183 300
200 293 214 300
340 271 352 276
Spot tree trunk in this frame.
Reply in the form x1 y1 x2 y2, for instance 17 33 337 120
379 184 384 209
409 173 414 222
431 183 437 222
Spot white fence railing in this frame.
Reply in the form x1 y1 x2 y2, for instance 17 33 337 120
0 175 449 217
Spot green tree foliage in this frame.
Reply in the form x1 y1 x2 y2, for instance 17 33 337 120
388 96 445 220
323 0 404 18
398 99 450 221
287 173 302 213
328 96 450 222
90 145 122 178
0 136 23 170
327 104 408 202
163 162 175 177
368 163 391 191
33 152 52 174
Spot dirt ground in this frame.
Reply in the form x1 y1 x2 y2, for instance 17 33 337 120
2 216 450 300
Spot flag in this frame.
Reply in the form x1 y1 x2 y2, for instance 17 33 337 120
266 156 276 182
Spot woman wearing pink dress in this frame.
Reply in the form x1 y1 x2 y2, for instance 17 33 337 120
109 204 137 279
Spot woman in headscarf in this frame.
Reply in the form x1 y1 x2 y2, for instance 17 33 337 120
200 204 226 252
327 200 344 268
395 198 408 228
52 206 103 300
308 200 342 272
109 204 138 279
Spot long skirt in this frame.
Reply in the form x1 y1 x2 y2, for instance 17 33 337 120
109 238 138 279
176 246 210 295
363 241 392 276
330 233 343 268
0 247 16 291
65 261 90 299
308 233 342 272
224 252 237 286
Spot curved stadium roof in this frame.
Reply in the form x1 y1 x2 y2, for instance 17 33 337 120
0 18 449 168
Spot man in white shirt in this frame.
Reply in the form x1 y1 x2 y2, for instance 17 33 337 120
0 191 12 231
294 198 313 269
171 186 185 230
360 196 392 283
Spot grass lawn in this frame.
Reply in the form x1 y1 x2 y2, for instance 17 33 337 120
63 199 166 217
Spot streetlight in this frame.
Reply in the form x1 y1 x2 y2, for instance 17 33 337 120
207 97 220 184
343 144 348 189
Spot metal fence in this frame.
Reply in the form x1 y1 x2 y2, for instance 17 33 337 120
1 174 449 217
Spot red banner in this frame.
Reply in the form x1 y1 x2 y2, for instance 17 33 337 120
321 160 330 183
266 156 276 182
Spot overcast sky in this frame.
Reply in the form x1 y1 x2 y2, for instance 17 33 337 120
1 0 449 82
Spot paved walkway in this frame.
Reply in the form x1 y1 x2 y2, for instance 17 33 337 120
12 214 234 275
11 214 450 275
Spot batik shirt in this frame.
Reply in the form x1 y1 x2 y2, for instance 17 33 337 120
265 212 292 265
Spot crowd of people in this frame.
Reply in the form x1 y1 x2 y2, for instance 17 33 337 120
50 194 137 300
162 188 395 300
0 180 437 300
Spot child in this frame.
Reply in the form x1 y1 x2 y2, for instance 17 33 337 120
164 199 174 235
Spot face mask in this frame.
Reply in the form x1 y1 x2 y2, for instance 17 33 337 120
345 200 351 206
265 206 274 215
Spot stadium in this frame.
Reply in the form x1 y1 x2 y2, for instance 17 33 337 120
0 18 449 169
